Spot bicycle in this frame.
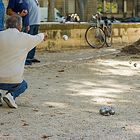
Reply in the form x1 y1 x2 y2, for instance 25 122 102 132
85 13 112 49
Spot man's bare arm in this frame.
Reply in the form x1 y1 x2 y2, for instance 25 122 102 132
43 32 48 41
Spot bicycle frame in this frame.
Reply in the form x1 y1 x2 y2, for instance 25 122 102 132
85 13 112 48
93 13 112 47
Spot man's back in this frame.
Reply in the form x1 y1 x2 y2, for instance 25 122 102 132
0 28 44 83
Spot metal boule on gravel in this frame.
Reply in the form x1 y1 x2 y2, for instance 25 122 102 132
99 107 111 116
99 108 106 115
99 106 115 116
134 63 137 67
109 109 115 115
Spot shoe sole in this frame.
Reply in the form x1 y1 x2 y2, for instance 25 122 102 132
0 99 2 106
3 97 17 108
0 93 2 106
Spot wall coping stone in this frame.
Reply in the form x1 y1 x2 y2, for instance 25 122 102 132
38 22 140 51
40 22 140 30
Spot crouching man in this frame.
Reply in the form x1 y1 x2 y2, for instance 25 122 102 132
0 15 47 108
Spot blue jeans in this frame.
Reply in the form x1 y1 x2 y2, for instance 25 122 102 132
0 80 28 99
0 2 5 31
26 25 39 60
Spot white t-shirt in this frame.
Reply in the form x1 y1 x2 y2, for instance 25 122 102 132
26 0 41 25
0 28 44 83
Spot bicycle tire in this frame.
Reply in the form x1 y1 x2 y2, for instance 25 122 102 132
105 24 112 47
85 26 106 49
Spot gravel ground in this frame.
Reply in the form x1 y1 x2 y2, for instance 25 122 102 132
0 46 140 140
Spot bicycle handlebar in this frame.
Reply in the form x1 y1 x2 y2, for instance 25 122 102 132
92 13 112 26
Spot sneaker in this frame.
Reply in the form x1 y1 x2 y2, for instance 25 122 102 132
0 93 2 106
3 93 17 109
25 60 32 65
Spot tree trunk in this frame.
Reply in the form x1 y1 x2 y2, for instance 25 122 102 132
48 0 55 22
77 0 87 21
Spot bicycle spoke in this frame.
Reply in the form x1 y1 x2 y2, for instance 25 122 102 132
85 26 105 48
105 25 112 47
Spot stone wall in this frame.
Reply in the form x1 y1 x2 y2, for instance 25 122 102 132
112 23 140 44
38 23 88 51
37 22 140 51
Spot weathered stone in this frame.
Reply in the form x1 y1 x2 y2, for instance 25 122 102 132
37 23 140 51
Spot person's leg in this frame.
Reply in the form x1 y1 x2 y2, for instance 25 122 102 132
31 25 40 63
22 26 32 65
25 25 35 65
26 25 40 63
9 80 28 99
0 80 28 108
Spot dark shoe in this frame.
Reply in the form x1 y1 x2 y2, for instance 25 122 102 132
31 58 40 63
25 60 32 65
0 93 2 106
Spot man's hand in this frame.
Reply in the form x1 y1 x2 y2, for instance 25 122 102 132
26 26 30 32
43 32 48 41
18 10 28 17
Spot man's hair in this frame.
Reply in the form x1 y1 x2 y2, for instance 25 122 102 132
6 15 22 29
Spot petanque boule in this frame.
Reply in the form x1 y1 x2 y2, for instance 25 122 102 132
99 108 108 116
134 63 137 67
99 107 110 116
99 106 115 116
109 108 115 115
62 35 68 41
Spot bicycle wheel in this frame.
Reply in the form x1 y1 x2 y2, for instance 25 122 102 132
105 24 112 47
85 26 105 48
